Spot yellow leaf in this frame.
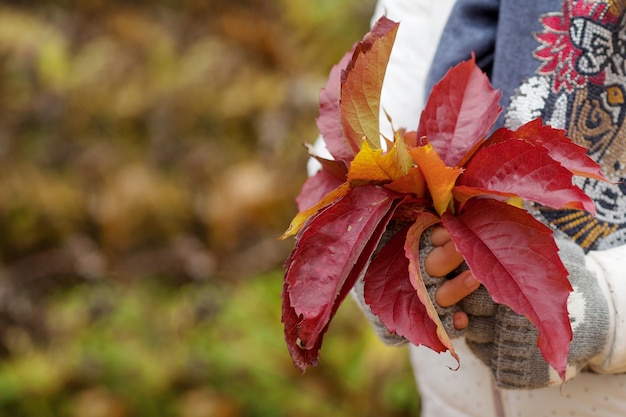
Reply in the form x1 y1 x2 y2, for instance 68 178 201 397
392 129 415 174
348 138 413 186
410 144 462 215
507 196 524 208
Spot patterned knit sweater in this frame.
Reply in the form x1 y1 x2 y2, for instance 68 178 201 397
362 0 626 415
426 0 626 252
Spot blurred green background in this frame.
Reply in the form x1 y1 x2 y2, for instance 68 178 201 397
0 1 420 416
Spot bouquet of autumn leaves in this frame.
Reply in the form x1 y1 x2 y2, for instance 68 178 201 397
280 17 608 381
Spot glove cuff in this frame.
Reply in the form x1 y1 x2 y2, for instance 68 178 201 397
491 305 549 389
560 240 610 369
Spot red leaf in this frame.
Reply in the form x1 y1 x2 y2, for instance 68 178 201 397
417 55 502 167
283 182 351 239
305 143 349 181
316 48 355 162
457 138 596 213
442 199 573 380
364 217 446 351
296 167 345 212
283 185 400 370
486 119 608 181
281 281 323 369
341 17 399 152
365 213 459 362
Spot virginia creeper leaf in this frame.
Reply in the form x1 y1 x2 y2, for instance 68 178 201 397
364 216 454 357
304 143 349 181
341 17 399 152
385 166 427 197
296 166 345 212
451 185 517 206
486 119 608 181
284 19 596 377
282 182 351 239
348 138 412 186
405 214 458 362
283 185 400 370
458 139 596 213
316 48 356 162
282 281 323 369
417 55 502 167
410 144 462 215
442 199 573 380
283 195 397 371
389 130 414 177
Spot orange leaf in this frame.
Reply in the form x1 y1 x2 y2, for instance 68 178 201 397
385 167 426 196
410 144 462 215
341 18 399 150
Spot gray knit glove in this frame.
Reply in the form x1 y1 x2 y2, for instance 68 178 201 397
463 238 610 389
417 227 467 338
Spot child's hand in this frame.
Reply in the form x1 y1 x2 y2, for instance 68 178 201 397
423 226 480 330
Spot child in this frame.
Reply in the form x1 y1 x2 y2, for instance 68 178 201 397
350 0 626 416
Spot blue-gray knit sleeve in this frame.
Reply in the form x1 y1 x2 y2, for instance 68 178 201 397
425 0 500 98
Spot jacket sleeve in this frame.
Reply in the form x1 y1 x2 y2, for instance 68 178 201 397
585 246 626 374
425 0 500 95
370 0 456 137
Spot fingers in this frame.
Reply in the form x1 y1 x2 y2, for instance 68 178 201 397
425 226 479 331
435 270 480 307
425 226 464 277
424 239 464 277
430 226 451 246
452 311 469 330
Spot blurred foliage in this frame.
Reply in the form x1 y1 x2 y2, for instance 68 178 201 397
0 273 419 417
0 0 422 416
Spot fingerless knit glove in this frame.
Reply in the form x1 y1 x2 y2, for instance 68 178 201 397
353 226 611 390
463 238 610 389
350 223 465 345
417 227 467 339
